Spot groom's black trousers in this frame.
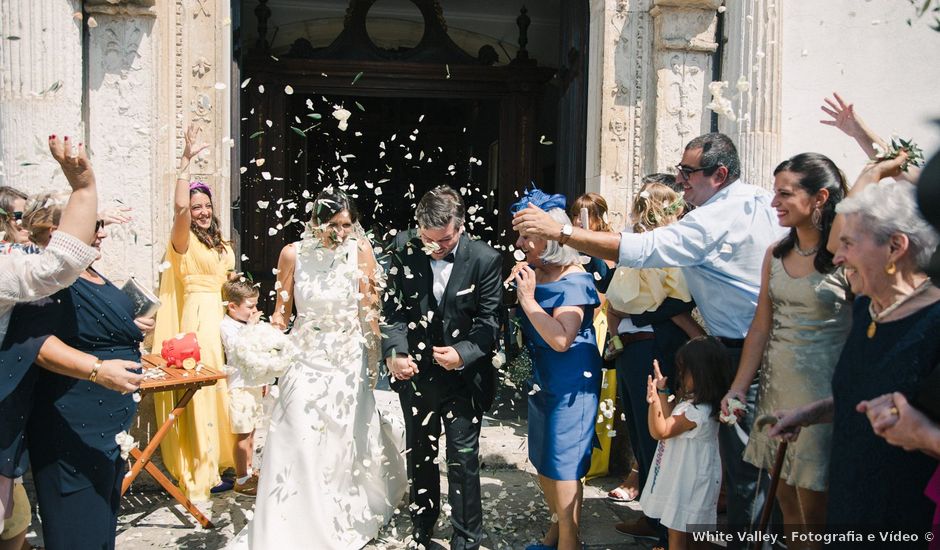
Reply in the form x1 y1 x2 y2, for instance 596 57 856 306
398 377 483 550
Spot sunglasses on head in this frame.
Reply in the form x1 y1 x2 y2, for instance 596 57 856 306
13 211 22 221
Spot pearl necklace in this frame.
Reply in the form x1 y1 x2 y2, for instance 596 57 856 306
793 239 819 257
866 279 933 338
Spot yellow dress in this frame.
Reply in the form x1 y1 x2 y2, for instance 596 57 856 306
152 233 236 501
586 267 691 479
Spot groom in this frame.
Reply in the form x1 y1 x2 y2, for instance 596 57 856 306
382 185 503 550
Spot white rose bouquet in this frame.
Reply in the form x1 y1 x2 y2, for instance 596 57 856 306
227 322 298 387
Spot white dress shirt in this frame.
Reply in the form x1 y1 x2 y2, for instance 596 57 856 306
617 180 786 338
430 242 458 304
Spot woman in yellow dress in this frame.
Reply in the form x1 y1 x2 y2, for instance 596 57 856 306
152 125 236 500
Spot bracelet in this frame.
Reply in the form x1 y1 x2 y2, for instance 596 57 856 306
176 171 191 181
657 388 671 395
89 359 103 383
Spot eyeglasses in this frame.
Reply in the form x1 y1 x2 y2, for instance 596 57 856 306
95 219 105 232
675 163 721 180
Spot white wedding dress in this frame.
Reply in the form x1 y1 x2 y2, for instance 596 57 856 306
230 236 407 549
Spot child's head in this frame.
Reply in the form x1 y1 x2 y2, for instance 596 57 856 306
674 336 731 418
631 182 684 233
222 273 259 323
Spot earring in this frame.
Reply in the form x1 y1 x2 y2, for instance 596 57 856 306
885 261 897 275
811 207 822 230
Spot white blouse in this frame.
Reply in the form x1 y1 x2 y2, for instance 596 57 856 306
0 231 99 344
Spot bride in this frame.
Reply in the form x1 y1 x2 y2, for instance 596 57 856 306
230 187 407 548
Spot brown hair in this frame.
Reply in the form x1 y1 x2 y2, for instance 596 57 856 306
631 183 683 233
189 184 229 254
222 272 259 306
570 192 612 233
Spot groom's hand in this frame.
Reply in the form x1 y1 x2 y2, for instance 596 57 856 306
432 346 464 370
386 354 418 381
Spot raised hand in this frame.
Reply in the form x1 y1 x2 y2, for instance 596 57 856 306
651 359 668 391
48 135 96 191
513 264 537 303
820 93 866 139
511 203 561 240
99 206 133 226
182 124 209 161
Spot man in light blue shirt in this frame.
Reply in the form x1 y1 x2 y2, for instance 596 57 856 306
513 133 785 538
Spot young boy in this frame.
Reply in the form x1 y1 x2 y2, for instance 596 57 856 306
220 276 264 496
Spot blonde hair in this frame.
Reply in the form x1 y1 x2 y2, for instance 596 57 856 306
222 272 259 306
0 186 27 243
631 183 683 233
570 192 612 233
23 192 69 243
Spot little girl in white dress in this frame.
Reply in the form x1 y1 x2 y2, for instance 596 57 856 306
639 336 729 549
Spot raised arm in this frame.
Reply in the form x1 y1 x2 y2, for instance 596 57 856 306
722 247 773 416
171 125 208 255
820 93 887 159
827 153 908 254
512 204 621 261
49 136 97 245
270 243 296 330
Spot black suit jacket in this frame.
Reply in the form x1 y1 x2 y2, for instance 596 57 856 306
381 232 503 412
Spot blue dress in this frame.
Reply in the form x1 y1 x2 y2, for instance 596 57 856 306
520 272 602 480
14 272 142 550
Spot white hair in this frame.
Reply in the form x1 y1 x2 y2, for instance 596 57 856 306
836 182 939 270
540 208 582 266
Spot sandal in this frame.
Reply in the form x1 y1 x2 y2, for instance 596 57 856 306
606 485 638 502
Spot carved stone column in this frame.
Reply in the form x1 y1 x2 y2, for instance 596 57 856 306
586 0 655 230
717 0 782 189
0 0 83 191
650 0 720 172
85 1 159 286
154 0 233 269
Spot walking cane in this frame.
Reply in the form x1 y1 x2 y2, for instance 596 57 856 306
751 414 788 550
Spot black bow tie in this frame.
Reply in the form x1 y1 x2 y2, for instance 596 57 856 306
441 253 455 263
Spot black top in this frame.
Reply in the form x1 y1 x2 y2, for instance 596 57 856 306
828 296 940 534
584 256 614 294
22 273 143 493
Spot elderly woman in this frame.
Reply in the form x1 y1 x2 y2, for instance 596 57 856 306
10 213 146 549
0 136 141 545
771 158 940 533
511 189 602 550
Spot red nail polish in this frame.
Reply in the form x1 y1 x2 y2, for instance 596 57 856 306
64 136 69 141
50 134 56 139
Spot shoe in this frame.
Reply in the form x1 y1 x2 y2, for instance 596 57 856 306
234 473 259 496
607 485 638 503
412 527 433 548
615 516 658 541
209 477 234 494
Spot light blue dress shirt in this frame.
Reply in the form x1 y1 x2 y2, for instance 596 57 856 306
617 180 785 338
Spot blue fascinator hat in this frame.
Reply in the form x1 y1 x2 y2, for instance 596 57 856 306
508 183 567 216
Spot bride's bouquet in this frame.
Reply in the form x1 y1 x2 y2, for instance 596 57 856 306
227 322 298 387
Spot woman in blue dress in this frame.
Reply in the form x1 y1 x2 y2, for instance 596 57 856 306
510 189 602 550
9 220 144 549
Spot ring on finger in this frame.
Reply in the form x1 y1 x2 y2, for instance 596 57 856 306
889 406 899 416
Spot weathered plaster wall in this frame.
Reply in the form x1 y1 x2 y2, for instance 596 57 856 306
780 0 940 180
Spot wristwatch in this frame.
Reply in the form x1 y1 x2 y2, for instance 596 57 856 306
559 223 573 245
